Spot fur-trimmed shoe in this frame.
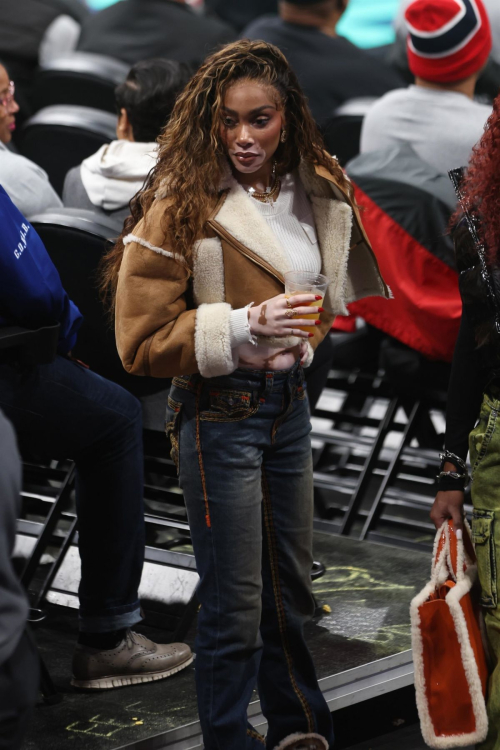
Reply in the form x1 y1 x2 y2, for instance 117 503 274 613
273 732 329 750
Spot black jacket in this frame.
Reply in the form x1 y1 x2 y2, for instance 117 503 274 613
0 0 88 88
77 0 236 68
450 166 500 375
205 0 277 32
454 223 500 362
443 179 500 464
242 16 405 125
1 0 88 62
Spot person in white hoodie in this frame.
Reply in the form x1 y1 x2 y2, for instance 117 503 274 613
63 58 190 224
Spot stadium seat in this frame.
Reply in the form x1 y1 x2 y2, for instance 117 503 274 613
28 208 172 411
20 105 116 196
0 324 59 366
28 208 134 385
346 145 460 362
321 98 377 166
32 52 129 114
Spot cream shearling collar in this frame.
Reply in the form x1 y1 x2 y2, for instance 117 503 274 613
156 158 388 315
210 160 355 314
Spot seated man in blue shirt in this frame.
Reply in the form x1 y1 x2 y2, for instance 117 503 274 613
0 186 192 689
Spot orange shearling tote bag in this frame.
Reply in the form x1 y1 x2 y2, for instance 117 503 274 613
410 520 489 748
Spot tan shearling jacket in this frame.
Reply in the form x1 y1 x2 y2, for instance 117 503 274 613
115 160 390 379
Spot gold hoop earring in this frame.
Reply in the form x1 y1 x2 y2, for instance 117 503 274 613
280 129 287 143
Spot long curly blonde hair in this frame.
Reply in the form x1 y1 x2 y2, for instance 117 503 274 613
101 39 352 304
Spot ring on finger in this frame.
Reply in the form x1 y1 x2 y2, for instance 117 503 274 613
285 308 296 319
286 299 293 309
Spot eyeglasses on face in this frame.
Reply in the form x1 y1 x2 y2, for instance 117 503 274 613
0 81 15 110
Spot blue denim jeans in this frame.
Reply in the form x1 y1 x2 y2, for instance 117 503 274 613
166 361 334 750
0 356 145 633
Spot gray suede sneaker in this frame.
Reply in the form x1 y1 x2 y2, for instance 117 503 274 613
71 631 193 689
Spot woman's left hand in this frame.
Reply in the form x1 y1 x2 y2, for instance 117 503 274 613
247 293 322 339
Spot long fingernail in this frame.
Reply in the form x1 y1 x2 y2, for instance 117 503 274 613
318 307 324 313
315 295 322 300
315 320 321 325
308 332 314 338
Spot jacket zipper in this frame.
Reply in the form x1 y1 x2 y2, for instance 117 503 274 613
206 218 284 284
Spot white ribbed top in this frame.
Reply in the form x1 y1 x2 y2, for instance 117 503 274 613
229 172 321 348
252 171 321 273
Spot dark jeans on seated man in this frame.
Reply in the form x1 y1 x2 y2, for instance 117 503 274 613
0 355 145 633
0 355 193 689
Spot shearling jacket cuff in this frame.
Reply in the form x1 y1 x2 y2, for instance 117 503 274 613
195 302 239 378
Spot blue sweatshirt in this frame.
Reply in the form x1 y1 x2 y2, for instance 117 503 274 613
0 185 82 353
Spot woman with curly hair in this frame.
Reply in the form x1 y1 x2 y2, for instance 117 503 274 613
105 40 389 750
431 92 500 749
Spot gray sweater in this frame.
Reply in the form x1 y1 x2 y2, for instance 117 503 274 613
360 86 491 175
0 142 62 218
63 165 131 225
0 410 28 667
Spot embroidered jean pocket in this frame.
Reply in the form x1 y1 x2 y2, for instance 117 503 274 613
472 510 497 608
172 375 196 392
165 397 183 473
200 388 259 422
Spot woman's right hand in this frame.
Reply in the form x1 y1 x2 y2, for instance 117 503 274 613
248 293 323 339
430 490 465 533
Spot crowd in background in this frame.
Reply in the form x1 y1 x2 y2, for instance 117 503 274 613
2 0 499 217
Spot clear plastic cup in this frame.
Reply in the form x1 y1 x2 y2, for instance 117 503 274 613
284 271 330 331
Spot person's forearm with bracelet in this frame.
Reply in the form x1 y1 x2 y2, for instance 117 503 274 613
430 311 485 534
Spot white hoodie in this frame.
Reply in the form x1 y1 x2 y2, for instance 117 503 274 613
80 140 158 211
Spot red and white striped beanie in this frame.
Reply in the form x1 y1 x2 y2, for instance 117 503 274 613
405 0 492 82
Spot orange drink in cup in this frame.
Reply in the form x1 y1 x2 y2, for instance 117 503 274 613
284 271 330 332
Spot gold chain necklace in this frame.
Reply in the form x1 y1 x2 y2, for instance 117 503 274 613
248 178 281 203
245 161 280 204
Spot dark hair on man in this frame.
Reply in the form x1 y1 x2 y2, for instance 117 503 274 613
115 58 191 143
280 0 346 9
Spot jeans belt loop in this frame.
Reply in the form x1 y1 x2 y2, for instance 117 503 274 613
264 372 274 395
